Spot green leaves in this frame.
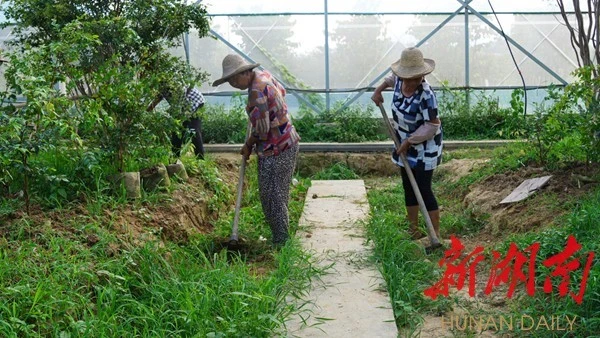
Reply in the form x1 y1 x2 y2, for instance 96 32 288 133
5 0 210 48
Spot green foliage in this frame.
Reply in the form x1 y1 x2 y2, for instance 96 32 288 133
3 0 210 49
437 85 526 140
0 51 79 212
0 226 317 337
527 66 600 166
365 183 452 330
0 0 212 205
184 157 233 213
202 94 248 144
293 103 387 142
438 142 535 198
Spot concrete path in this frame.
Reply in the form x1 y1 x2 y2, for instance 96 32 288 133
285 180 397 337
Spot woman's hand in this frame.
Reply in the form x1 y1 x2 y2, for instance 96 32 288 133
371 91 384 106
371 82 389 106
240 143 251 160
395 140 410 156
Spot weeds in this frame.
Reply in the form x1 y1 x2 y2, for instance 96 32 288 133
0 151 319 337
494 191 600 337
364 182 453 331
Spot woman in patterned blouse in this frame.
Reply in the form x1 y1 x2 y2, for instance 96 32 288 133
213 54 300 246
371 47 443 240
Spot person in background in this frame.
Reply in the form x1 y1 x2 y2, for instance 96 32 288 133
148 86 206 160
371 47 443 239
213 54 300 246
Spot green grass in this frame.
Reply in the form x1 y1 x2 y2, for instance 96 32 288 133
361 145 599 336
310 162 359 180
2 143 598 336
495 190 600 337
438 141 535 199
364 182 453 331
0 233 317 337
0 154 319 337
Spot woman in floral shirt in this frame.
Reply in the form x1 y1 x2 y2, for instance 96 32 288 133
213 54 300 246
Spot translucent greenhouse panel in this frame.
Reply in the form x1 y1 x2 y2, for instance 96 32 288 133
328 14 467 89
327 0 462 13
200 0 323 14
401 15 466 87
0 26 13 51
0 66 5 92
468 0 564 12
0 26 14 92
467 14 576 87
183 27 241 92
469 0 581 12
328 14 406 89
183 20 327 113
499 14 578 86
206 15 326 89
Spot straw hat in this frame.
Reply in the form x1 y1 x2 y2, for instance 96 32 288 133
212 54 260 87
390 47 435 79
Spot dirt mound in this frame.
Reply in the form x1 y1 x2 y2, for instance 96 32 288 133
0 160 241 251
297 153 400 177
462 164 598 239
109 180 215 244
417 159 598 337
437 158 489 183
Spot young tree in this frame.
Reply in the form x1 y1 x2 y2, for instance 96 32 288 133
556 0 599 77
0 46 75 213
2 0 211 173
555 0 600 163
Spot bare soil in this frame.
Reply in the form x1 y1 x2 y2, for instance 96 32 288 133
0 155 245 254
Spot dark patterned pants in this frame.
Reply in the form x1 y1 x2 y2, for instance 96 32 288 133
171 117 204 159
257 144 299 245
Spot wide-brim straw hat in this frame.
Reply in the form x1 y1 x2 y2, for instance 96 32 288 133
212 54 260 87
391 47 435 79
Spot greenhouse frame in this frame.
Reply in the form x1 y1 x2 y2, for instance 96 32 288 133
0 0 589 114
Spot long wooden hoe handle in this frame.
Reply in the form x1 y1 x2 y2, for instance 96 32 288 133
230 121 253 242
377 103 441 247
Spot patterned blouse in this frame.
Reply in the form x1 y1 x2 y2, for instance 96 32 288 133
247 70 300 157
385 74 443 171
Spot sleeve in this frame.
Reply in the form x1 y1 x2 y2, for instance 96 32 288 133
384 74 396 88
420 89 439 121
408 121 440 144
186 88 205 112
248 87 271 141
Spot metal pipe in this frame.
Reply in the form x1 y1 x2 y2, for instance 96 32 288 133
324 0 330 111
204 139 520 153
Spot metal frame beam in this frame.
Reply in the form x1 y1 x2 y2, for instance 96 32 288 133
462 2 567 85
324 0 330 111
336 2 469 113
209 29 322 113
498 23 564 85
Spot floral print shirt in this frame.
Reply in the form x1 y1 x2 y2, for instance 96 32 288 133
247 70 300 157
